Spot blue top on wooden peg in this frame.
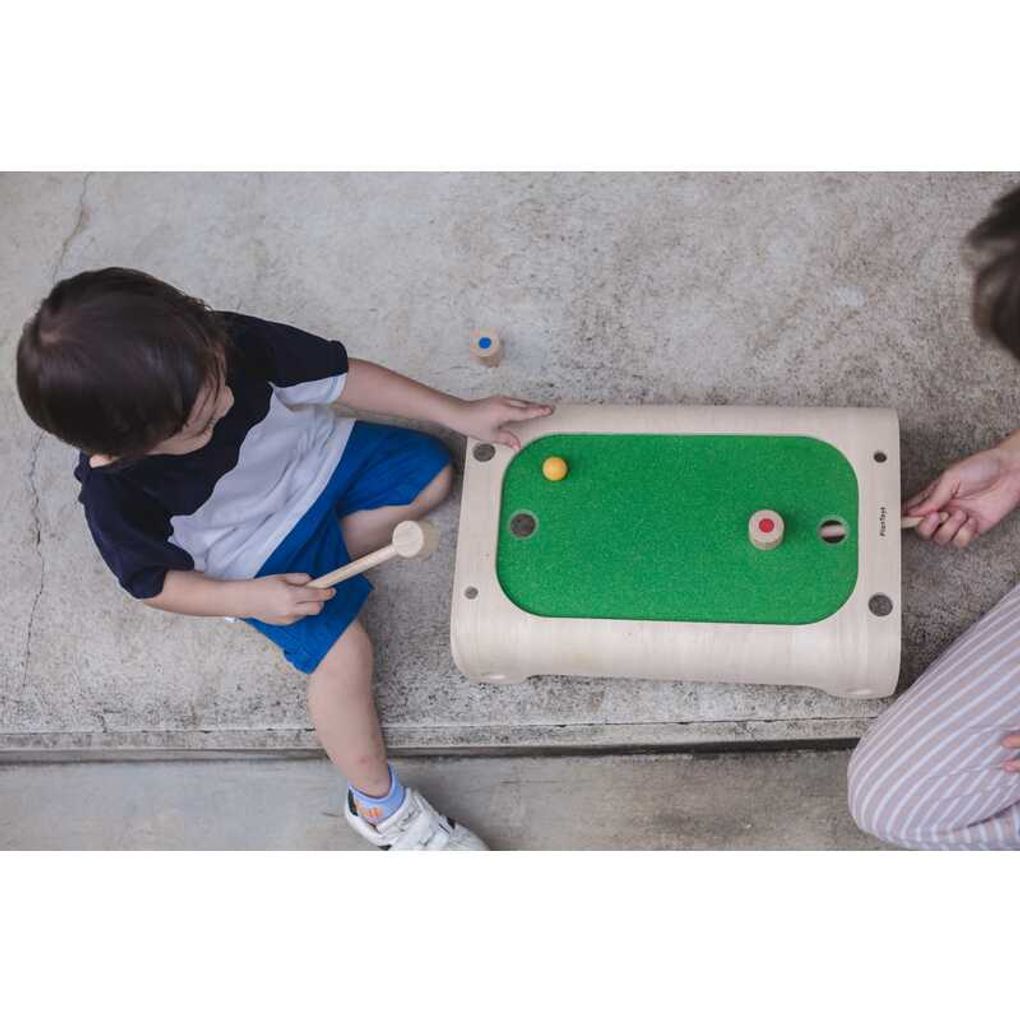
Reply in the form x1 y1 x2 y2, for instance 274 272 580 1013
471 330 503 365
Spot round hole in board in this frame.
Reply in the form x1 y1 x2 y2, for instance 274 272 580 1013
473 443 496 462
874 451 887 463
869 593 894 617
818 517 848 545
464 586 478 600
509 511 537 538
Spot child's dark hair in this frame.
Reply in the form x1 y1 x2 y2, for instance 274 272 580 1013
968 183 1020 361
17 267 230 457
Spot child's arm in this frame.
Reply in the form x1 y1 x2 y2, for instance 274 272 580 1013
340 358 552 451
144 570 335 625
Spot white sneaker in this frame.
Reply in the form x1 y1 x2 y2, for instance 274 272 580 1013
345 787 488 850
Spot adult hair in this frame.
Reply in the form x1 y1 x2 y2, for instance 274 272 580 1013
17 267 230 457
967 183 1020 360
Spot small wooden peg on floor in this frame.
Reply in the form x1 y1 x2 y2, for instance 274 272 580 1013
470 330 503 366
307 520 440 589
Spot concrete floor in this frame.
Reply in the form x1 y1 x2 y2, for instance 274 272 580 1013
2 173 1020 759
0 751 885 850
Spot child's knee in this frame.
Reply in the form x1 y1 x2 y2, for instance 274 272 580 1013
310 618 374 680
414 463 453 510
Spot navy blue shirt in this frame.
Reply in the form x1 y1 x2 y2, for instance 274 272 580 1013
75 312 351 598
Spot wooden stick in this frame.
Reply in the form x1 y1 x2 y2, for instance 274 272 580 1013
308 545 400 589
818 511 950 542
901 512 950 529
819 522 847 540
306 520 440 589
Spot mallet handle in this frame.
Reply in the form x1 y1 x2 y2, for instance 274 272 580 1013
307 544 398 589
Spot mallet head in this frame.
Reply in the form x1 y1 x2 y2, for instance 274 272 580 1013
392 519 440 559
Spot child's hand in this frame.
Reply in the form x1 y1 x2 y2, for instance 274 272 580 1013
904 437 1020 548
453 396 554 451
242 573 335 625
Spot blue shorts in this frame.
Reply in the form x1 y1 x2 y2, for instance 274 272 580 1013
243 421 452 674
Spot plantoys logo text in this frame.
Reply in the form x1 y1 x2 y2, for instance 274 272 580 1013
879 506 887 537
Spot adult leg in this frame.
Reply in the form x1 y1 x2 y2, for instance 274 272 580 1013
848 584 1020 849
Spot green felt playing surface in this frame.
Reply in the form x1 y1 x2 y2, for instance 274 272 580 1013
496 433 859 625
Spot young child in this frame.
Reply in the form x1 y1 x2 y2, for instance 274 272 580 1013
16 267 552 850
848 183 1020 849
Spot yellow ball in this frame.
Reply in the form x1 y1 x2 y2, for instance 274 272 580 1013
542 456 568 481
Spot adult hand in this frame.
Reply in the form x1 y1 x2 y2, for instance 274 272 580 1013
903 435 1020 548
242 573 335 625
454 396 554 451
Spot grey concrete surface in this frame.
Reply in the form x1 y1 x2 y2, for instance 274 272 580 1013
2 173 1020 756
0 751 886 850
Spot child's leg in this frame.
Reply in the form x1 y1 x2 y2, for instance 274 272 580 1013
305 608 486 849
311 464 451 796
306 617 390 796
340 464 453 558
848 583 1020 849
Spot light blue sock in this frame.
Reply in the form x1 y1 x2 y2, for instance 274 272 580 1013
350 764 406 826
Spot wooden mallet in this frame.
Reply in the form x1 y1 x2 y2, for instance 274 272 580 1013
306 520 440 589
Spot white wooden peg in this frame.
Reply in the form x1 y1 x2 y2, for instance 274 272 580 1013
749 509 784 550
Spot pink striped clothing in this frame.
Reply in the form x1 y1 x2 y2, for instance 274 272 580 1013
848 583 1020 849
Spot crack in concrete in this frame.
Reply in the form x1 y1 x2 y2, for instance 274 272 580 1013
19 172 93 693
20 432 44 689
52 172 92 280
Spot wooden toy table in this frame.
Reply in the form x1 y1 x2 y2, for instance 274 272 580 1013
450 404 901 699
